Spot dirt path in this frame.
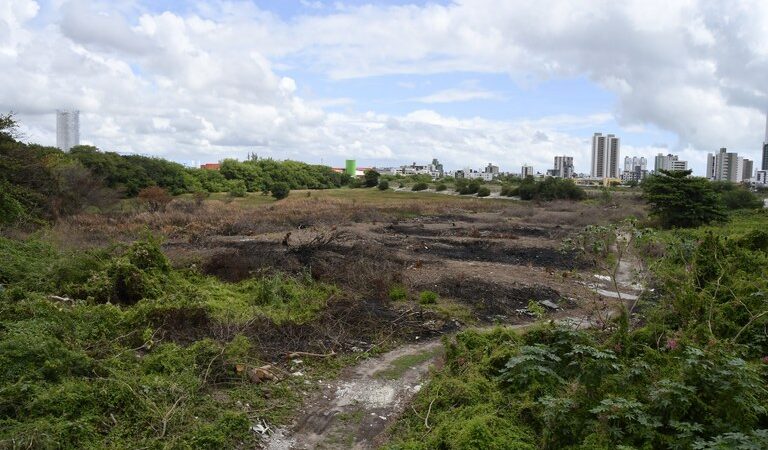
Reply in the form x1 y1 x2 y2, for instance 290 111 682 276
264 341 444 449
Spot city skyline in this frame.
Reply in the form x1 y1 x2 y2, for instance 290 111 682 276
4 1 768 174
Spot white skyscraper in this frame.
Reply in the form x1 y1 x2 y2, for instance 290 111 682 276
56 110 80 151
590 133 620 179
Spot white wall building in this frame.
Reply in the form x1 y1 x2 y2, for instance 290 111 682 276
654 153 688 172
590 133 620 179
56 109 80 151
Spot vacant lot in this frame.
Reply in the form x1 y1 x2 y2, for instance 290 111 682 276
3 187 646 448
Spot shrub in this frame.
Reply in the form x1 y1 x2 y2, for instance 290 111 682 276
419 290 438 304
412 182 429 191
500 184 519 197
720 189 762 210
138 186 172 212
378 180 389 191
389 284 408 301
364 169 380 188
457 180 481 195
270 182 290 200
228 180 247 197
518 177 585 201
436 183 447 192
476 187 491 197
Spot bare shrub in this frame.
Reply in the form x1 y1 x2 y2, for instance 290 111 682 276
138 186 172 213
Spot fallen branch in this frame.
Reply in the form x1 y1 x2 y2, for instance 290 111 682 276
286 350 337 359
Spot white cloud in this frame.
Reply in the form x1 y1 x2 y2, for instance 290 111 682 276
413 87 501 103
3 0 768 175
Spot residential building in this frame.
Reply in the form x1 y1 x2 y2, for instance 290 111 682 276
56 109 80 151
521 165 534 178
742 159 754 181
621 156 648 182
654 153 688 172
548 156 574 178
590 133 620 179
762 110 768 171
706 148 751 182
756 170 768 184
200 163 221 170
484 163 499 175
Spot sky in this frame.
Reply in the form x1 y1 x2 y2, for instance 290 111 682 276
2 0 768 175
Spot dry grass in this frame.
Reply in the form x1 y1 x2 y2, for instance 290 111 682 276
54 190 508 246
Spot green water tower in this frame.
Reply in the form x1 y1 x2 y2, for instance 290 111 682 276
345 159 357 176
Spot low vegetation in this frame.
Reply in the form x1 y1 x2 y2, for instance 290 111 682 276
387 211 768 449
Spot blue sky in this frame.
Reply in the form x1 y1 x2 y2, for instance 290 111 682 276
5 0 768 175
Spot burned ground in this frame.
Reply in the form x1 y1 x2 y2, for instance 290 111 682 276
421 276 566 322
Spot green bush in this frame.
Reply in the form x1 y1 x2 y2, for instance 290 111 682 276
419 290 438 304
435 183 447 192
500 184 519 197
518 177 584 201
412 182 429 191
378 180 390 191
476 187 491 197
720 189 762 210
270 182 290 200
364 169 380 188
388 284 408 301
228 180 247 197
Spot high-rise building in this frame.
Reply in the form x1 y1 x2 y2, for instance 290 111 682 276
742 159 754 181
621 156 648 182
762 110 768 171
654 153 688 172
706 148 751 182
623 156 647 172
549 156 574 178
56 110 80 151
590 133 620 179
521 165 534 178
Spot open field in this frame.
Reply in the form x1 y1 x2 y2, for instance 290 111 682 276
1 187 650 448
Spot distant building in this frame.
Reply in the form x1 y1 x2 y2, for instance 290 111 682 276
385 159 444 179
654 153 688 172
756 170 768 184
548 156 574 178
56 109 80 151
742 159 754 181
621 156 648 182
200 163 221 170
484 163 499 175
590 133 620 179
762 111 768 171
706 148 752 182
521 164 534 178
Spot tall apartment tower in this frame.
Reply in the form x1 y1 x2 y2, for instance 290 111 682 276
706 148 752 182
56 110 80 151
590 133 620 179
552 156 574 178
762 110 768 171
